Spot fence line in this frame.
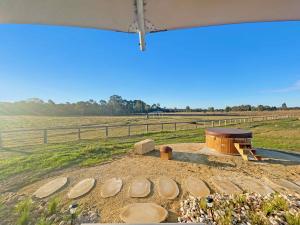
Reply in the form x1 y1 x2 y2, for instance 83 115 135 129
0 115 293 148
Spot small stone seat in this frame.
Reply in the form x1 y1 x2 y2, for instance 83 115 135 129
134 139 155 155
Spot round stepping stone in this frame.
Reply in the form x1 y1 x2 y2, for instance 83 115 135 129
211 177 242 195
129 177 151 198
233 177 273 196
101 178 123 198
68 178 95 199
157 176 179 199
262 177 288 194
272 179 300 194
185 177 210 197
120 203 168 223
33 177 68 199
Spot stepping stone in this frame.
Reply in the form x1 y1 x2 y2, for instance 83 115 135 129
185 177 210 197
33 177 68 199
272 179 300 194
262 177 288 194
101 178 123 198
157 176 179 199
211 177 242 195
233 177 273 196
129 177 151 198
120 203 168 223
68 178 95 199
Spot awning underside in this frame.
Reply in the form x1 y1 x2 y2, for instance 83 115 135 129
1 0 300 50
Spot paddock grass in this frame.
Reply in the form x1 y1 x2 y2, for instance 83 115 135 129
0 118 299 192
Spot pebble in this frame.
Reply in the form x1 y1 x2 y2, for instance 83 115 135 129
178 193 300 224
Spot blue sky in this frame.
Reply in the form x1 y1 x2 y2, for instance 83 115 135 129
0 21 299 108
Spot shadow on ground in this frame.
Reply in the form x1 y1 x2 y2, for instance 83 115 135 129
147 150 236 169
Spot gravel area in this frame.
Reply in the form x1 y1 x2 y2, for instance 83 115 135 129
18 143 300 223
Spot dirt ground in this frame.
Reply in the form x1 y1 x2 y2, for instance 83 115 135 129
20 143 300 223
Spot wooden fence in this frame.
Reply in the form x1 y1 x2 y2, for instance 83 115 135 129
0 115 292 148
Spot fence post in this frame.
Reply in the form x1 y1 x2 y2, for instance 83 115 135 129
43 129 48 144
105 126 108 137
219 120 221 126
174 123 177 131
244 118 246 123
161 123 164 131
146 124 149 133
78 128 81 140
224 120 227 126
0 132 2 148
128 125 131 136
212 121 214 127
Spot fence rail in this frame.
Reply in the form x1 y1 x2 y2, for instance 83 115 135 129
0 115 292 148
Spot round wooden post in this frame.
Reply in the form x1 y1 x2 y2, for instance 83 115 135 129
105 126 108 137
146 124 149 133
43 129 48 144
174 123 177 131
78 128 81 140
128 125 131 136
0 132 2 148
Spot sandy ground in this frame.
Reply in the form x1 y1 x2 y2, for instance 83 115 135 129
20 143 300 223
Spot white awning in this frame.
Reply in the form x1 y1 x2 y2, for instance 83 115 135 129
1 0 300 50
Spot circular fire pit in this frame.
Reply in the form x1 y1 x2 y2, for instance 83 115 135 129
205 128 252 155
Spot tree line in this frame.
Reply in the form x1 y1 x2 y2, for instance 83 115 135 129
0 96 298 116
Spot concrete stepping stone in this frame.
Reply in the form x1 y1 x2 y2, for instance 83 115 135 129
233 177 273 196
120 203 168 223
101 177 123 198
129 177 151 198
262 177 288 194
68 178 95 199
33 177 68 199
272 179 300 194
157 176 179 199
211 177 242 195
185 177 210 197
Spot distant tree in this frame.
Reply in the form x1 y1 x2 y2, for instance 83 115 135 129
48 99 55 105
185 106 191 112
225 106 231 112
208 107 215 112
282 102 288 110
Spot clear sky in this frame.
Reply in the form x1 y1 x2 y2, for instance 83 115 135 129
0 21 299 108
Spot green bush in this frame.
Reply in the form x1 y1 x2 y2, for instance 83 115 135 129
15 198 32 225
248 212 268 225
262 194 288 215
47 197 59 215
285 213 300 225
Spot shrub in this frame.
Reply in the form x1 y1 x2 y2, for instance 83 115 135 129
262 194 288 215
285 212 300 225
15 198 32 225
47 197 59 215
36 216 51 225
248 212 269 225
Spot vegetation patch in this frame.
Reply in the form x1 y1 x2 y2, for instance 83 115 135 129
178 193 299 225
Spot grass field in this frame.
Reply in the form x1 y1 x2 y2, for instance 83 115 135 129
0 117 299 193
0 113 297 148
